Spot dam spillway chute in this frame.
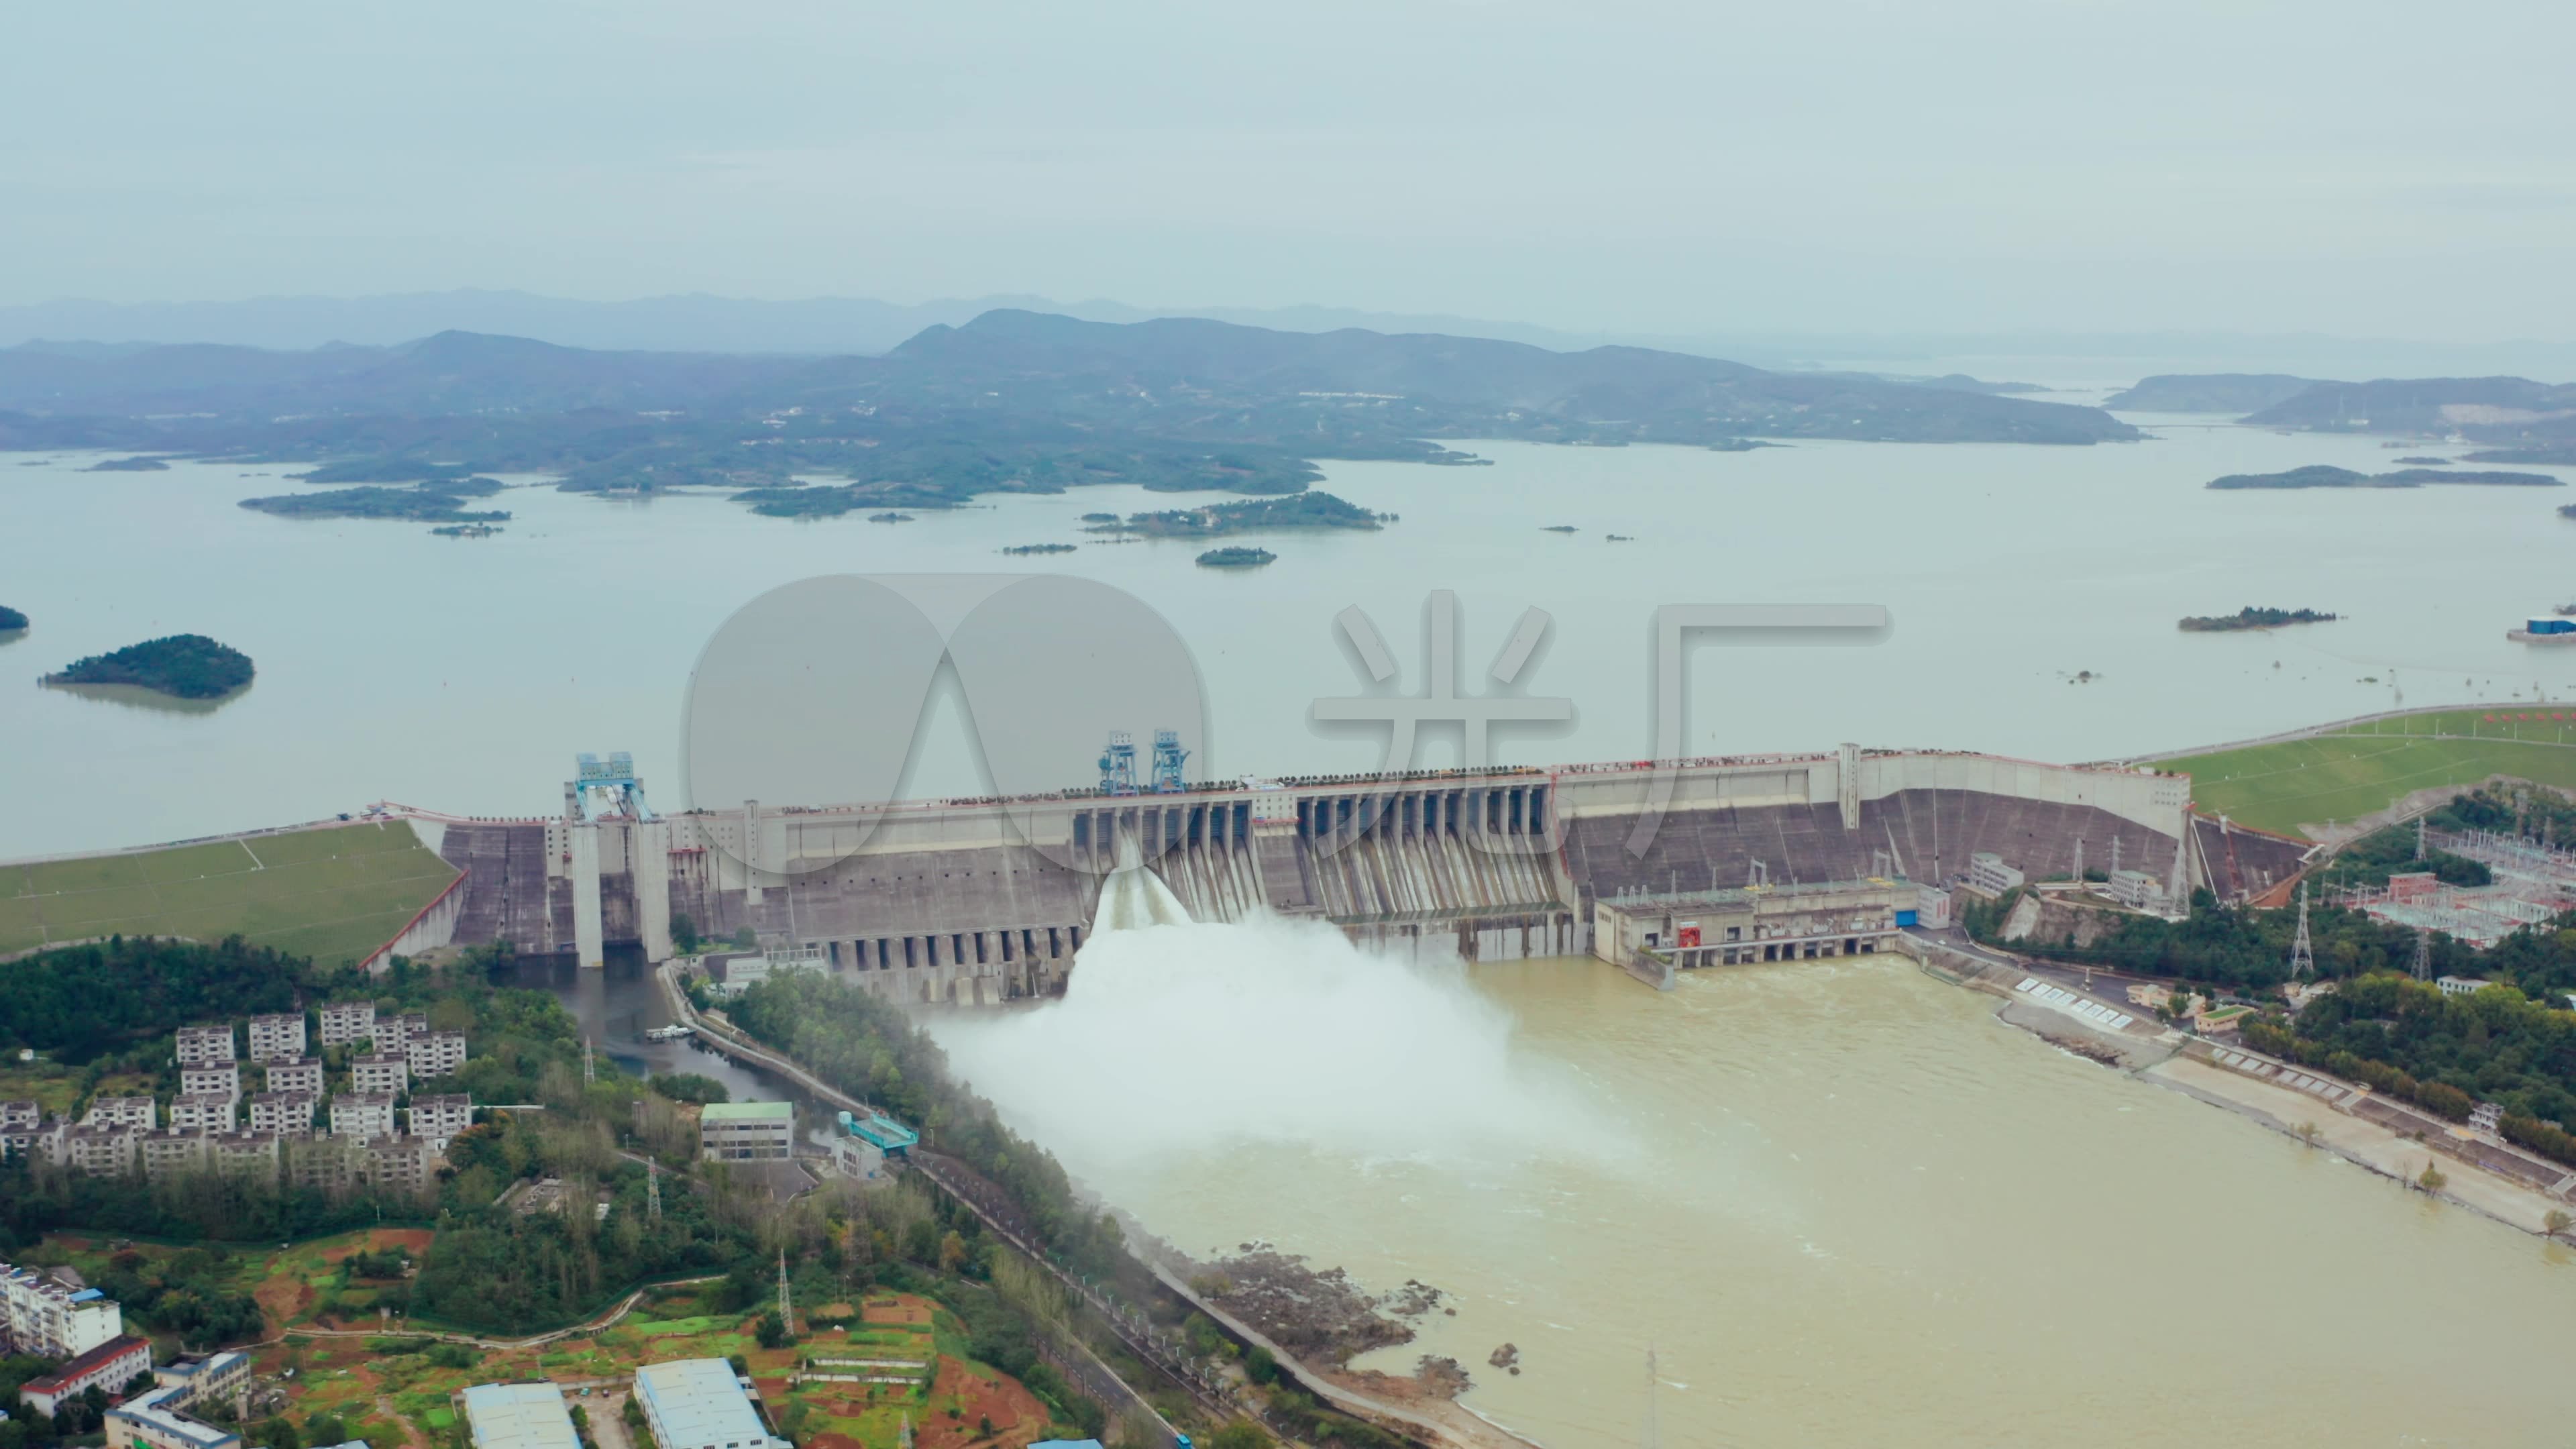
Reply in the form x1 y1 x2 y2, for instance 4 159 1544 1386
1089 828 1196 936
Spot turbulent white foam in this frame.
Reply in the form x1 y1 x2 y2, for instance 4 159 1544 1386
934 878 1603 1175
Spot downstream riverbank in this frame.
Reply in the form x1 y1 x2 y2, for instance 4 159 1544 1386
1910 938 2576 1236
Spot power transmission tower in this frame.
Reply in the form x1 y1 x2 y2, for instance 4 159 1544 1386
2415 816 2426 861
2288 883 2315 981
583 1037 596 1086
1640 1345 1662 1449
2072 837 2084 884
2411 928 2433 982
646 1159 661 1222
777 1248 792 1328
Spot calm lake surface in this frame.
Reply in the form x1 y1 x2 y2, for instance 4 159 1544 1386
5 415 2575 856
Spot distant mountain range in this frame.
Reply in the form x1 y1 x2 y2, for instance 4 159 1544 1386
2102 374 2324 413
0 309 2138 445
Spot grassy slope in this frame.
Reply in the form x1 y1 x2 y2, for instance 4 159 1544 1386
0 820 458 966
2170 709 2576 837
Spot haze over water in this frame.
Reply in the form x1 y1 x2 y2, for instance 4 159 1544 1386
5 409 2576 857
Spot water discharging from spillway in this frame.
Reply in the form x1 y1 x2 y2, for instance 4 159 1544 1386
934 835 1605 1177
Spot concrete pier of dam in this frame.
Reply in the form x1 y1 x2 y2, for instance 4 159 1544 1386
405 745 2312 1003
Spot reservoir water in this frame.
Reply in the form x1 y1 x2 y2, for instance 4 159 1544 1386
11 409 2576 1443
7 412 2576 856
940 936 2576 1449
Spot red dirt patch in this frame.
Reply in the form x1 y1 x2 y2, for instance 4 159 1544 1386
320 1228 434 1263
254 1275 316 1332
916 1357 1048 1449
861 1294 932 1327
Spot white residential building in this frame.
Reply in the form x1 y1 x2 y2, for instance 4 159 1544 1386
246 1014 307 1061
180 1062 241 1103
174 1026 235 1067
1 1261 125 1358
265 1057 323 1096
352 1052 410 1097
330 1093 396 1140
1966 851 2027 898
205 1130 281 1178
248 1091 318 1135
168 1093 237 1134
0 1101 38 1130
66 1125 137 1177
139 1129 210 1179
407 1094 473 1149
378 1013 428 1055
85 1096 156 1130
407 1030 467 1079
1 1117 65 1165
317 1001 377 1049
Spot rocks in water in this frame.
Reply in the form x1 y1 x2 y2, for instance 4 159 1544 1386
1414 1356 1471 1399
1489 1342 1521 1375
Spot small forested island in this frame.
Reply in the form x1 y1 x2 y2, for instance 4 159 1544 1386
1607 533 1634 542
83 455 172 472
1542 525 1578 533
2393 456 2450 465
2180 606 2339 633
241 474 510 523
1080 512 1120 523
2473 445 2576 466
0 604 25 631
1110 490 1391 538
1195 546 1277 568
1001 542 1077 555
430 523 501 537
44 633 254 699
868 511 914 523
2207 464 2561 490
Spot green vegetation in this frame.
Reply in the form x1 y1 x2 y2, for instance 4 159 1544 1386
429 523 500 537
1195 547 1276 568
648 1071 730 1104
0 605 23 631
1000 543 1077 555
1118 491 1389 539
83 455 170 472
2207 464 2559 490
241 474 508 523
0 936 352 1062
2243 972 2576 1159
44 633 253 699
2178 606 2337 632
0 820 458 965
2167 709 2576 837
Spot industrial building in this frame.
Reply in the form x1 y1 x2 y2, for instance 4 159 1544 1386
1593 875 1912 971
462 1383 581 1449
633 1358 788 1449
699 1101 793 1161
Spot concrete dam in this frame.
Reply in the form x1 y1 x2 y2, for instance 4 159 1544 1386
411 745 2310 1004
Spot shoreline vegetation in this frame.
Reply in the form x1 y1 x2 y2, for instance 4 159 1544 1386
81 455 170 472
241 472 511 523
1000 542 1077 555
0 604 24 631
2208 464 2561 490
42 633 254 700
1095 490 1390 539
1195 546 1277 568
2179 606 2338 633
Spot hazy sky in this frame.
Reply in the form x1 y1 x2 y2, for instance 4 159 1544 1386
7 1 2572 339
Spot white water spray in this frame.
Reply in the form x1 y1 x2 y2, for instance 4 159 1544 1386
934 844 1605 1183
